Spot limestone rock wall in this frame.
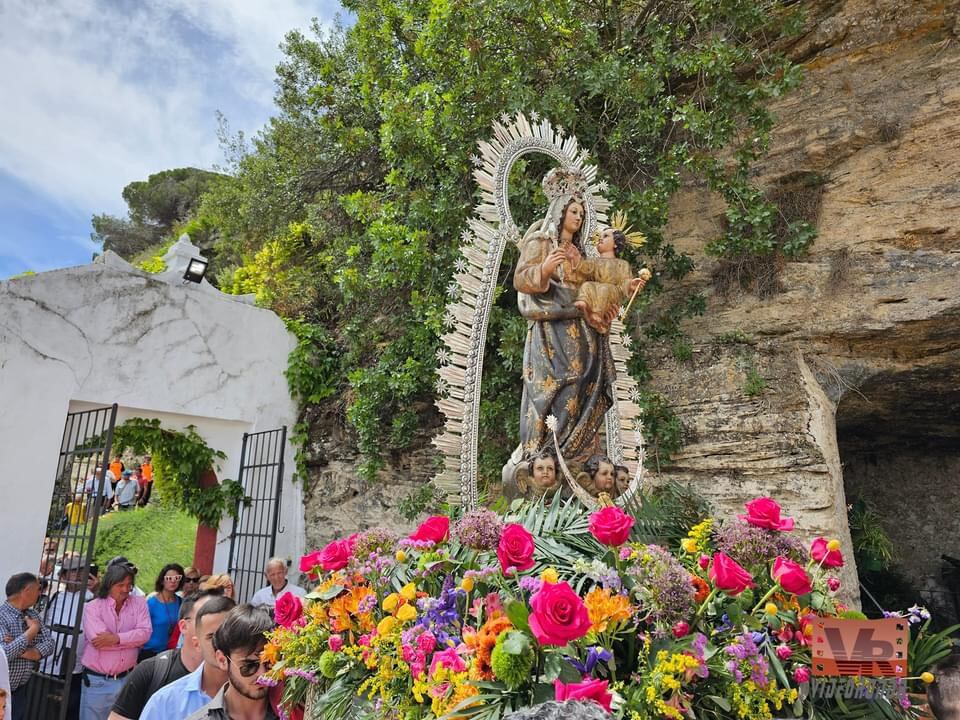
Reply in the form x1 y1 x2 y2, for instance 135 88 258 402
651 0 960 608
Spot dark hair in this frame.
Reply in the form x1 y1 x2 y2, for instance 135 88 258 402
614 464 629 476
559 197 584 253
213 604 274 657
609 228 627 256
584 454 613 478
526 450 557 476
928 654 960 719
97 564 136 599
196 595 237 629
154 563 185 593
5 572 39 598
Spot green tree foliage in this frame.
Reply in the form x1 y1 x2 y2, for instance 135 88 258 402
92 167 223 259
200 0 810 484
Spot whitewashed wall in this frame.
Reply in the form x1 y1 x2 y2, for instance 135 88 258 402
0 250 301 585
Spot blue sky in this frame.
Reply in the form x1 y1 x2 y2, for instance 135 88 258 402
0 0 341 279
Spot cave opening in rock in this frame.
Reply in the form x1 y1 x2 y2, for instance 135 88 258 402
836 364 960 626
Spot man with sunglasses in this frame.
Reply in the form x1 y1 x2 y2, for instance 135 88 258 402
139 595 235 720
186 605 276 720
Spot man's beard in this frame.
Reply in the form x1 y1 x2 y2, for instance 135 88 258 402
228 669 269 701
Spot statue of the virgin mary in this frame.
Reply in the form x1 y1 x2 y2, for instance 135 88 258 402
512 167 618 466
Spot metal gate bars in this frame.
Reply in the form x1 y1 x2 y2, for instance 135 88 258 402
23 404 117 720
226 427 287 603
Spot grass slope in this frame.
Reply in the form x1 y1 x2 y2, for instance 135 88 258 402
94 503 197 593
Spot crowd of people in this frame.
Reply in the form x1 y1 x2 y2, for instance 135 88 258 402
78 456 154 516
0 552 307 720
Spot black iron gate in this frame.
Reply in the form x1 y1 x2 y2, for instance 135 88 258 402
227 427 287 603
24 404 117 720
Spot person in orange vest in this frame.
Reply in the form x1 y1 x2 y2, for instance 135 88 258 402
138 455 154 507
109 456 125 493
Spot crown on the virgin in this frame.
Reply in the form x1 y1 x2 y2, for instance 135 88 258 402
542 166 589 201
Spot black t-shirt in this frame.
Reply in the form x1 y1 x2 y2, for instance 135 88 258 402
110 648 189 719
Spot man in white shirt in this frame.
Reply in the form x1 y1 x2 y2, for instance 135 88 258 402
84 466 114 511
140 595 235 720
249 559 306 609
113 472 138 511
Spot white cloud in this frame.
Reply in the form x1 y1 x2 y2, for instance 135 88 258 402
0 0 335 218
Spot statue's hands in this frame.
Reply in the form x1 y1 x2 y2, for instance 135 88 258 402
562 243 582 268
541 248 567 283
628 276 648 294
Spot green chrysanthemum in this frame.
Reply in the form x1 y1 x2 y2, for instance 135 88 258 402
318 649 344 679
490 631 535 690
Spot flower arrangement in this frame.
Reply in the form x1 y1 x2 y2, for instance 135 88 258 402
263 495 955 720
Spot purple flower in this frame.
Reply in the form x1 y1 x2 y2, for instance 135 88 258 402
283 668 319 684
565 646 613 675
715 519 805 570
256 674 279 687
519 576 543 594
454 509 503 551
625 544 695 630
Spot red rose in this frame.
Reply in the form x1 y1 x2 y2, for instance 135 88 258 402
708 552 755 596
554 679 613 712
496 523 535 573
810 537 844 568
771 556 812 595
529 581 592 646
319 539 351 571
274 591 304 629
588 506 635 546
738 497 794 531
299 550 324 575
409 515 450 544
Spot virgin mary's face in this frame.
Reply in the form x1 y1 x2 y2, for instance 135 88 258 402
562 201 584 235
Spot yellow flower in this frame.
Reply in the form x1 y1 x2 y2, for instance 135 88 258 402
396 603 417 622
400 582 417 602
826 539 841 552
922 672 935 684
377 616 397 636
541 568 559 584
461 576 475 592
383 593 401 613
395 550 407 562
765 602 779 616
680 538 697 554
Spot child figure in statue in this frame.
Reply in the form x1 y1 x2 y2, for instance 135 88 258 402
570 227 650 334
579 454 619 499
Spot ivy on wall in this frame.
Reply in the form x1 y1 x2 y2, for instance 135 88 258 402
110 418 245 527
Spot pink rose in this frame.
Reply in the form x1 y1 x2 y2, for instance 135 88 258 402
430 647 466 676
588 506 635 546
417 631 437 654
319 539 351 571
274 591 303 629
810 537 844 568
672 621 690 639
554 679 613 712
328 634 343 652
529 581 592 646
794 666 810 684
771 556 813 596
776 644 793 661
738 497 795 531
698 555 711 570
409 515 450 544
299 550 324 575
708 552 755 596
496 523 536 574
827 577 842 592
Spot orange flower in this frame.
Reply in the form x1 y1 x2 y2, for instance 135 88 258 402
474 616 513 680
690 575 710 604
584 587 632 633
261 640 281 665
327 585 375 633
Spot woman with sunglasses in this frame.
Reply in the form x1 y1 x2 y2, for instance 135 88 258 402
141 564 184 660
179 568 201 597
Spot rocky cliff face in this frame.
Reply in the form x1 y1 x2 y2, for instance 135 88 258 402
653 0 960 612
302 0 960 615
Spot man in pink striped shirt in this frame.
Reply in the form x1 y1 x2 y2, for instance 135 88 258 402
80 563 150 720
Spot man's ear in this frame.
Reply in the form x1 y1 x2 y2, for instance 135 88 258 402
178 618 189 635
215 648 229 672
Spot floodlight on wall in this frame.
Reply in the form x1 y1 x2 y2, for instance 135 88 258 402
183 258 209 284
